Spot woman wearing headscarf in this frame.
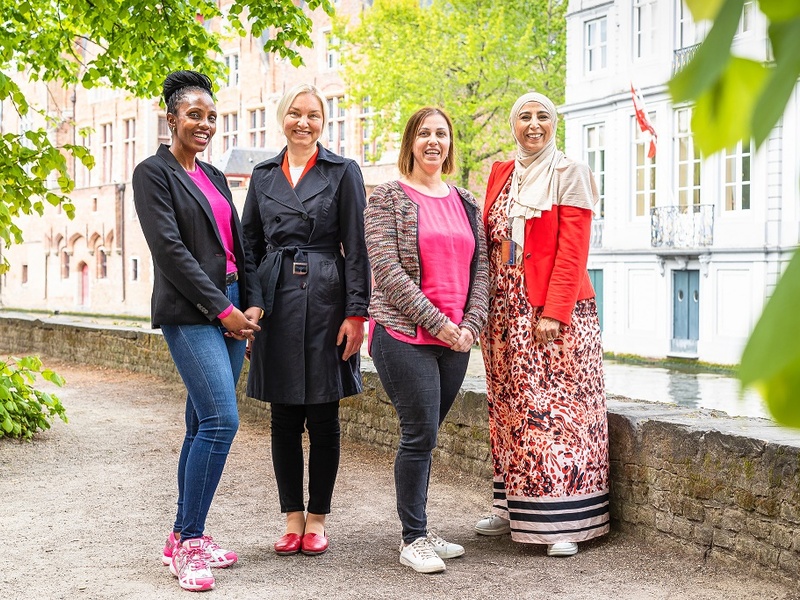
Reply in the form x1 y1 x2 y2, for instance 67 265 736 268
474 91 609 557
241 83 369 557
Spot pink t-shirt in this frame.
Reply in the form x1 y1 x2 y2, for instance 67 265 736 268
187 166 238 275
187 167 237 319
384 183 475 346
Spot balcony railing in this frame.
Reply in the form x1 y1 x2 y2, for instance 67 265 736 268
673 43 700 76
650 204 714 248
590 218 603 248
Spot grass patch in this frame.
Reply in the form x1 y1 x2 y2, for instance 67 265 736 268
604 352 738 376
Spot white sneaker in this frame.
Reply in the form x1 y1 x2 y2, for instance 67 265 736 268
426 530 465 559
170 538 215 591
547 542 578 557
475 514 511 536
399 536 446 573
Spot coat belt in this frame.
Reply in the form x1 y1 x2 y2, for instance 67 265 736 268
259 243 340 318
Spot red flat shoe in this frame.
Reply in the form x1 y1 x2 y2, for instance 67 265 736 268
274 533 302 556
301 532 329 556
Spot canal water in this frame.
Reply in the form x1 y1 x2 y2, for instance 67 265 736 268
603 360 769 420
461 350 770 420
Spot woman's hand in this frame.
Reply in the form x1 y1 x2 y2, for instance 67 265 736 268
221 307 262 342
244 306 263 325
451 327 474 353
533 316 562 345
435 320 461 347
337 318 365 361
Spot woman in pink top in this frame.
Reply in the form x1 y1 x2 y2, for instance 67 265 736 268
132 71 263 592
364 107 489 574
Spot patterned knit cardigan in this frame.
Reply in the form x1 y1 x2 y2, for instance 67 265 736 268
364 180 490 340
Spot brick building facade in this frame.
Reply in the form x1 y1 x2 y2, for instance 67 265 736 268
0 0 397 318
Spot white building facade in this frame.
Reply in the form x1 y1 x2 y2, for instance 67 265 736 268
562 0 799 365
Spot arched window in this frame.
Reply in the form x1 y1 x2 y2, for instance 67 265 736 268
97 248 107 279
61 250 70 279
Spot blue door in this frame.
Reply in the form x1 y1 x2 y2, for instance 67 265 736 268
672 269 699 354
588 269 603 331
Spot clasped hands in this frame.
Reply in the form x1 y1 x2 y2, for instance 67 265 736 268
221 307 263 342
435 320 474 353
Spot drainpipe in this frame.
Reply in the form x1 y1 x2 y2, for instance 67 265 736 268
116 183 126 302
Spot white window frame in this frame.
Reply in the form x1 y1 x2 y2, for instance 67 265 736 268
79 130 92 188
633 0 657 59
723 139 752 211
249 108 267 147
633 115 657 217
584 16 608 74
584 123 606 218
101 122 113 184
327 97 346 157
123 118 136 181
737 1 755 35
325 31 339 71
676 0 708 49
224 53 240 87
674 107 701 209
222 112 239 152
360 100 378 165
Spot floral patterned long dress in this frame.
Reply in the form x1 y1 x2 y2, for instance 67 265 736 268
479 178 610 544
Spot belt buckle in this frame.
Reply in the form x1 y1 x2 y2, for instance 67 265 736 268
292 261 308 276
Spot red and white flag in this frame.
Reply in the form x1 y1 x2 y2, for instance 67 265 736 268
631 83 657 159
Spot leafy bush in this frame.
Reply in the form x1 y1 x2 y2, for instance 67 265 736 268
0 356 67 440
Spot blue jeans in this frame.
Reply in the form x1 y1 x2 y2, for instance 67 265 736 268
371 324 469 543
161 282 246 541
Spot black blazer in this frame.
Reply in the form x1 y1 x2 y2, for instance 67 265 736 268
132 144 262 327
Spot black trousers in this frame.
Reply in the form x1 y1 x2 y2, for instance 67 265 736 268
270 401 340 514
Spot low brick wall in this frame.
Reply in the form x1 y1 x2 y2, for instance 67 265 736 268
2 314 798 583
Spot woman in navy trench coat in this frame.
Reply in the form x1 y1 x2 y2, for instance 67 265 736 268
241 83 369 557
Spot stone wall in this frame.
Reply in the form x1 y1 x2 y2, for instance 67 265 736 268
2 314 798 584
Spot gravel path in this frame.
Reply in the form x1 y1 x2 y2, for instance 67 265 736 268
1 359 797 599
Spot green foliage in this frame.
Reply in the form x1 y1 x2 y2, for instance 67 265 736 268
335 0 566 188
0 356 67 441
0 0 331 437
669 0 800 427
0 0 333 270
669 0 800 155
739 252 800 427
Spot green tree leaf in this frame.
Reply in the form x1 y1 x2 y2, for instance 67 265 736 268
691 57 767 156
751 18 800 146
759 0 800 22
669 0 744 104
740 250 800 387
684 0 726 21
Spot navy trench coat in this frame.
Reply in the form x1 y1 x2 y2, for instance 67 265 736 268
241 144 370 405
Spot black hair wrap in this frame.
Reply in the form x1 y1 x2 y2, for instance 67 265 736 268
162 70 213 113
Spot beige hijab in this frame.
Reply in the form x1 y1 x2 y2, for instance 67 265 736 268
507 92 597 258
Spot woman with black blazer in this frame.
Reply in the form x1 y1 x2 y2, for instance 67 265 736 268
241 83 370 557
132 71 263 592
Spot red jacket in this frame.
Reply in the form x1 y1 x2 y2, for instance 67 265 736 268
483 159 595 326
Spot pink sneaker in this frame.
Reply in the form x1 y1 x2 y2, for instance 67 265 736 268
200 535 238 568
170 538 215 592
162 531 180 566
